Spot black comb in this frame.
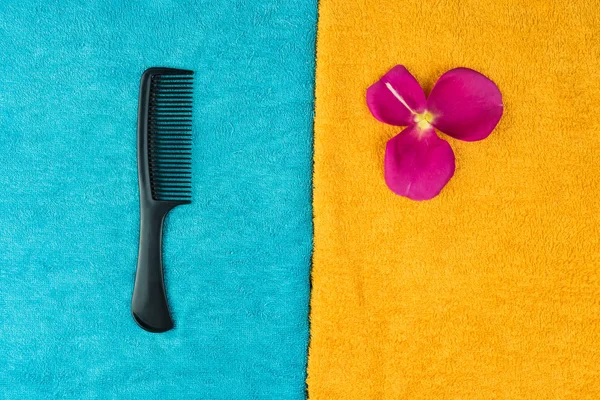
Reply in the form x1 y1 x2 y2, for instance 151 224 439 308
131 67 193 333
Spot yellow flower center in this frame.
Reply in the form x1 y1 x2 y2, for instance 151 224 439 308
414 111 435 130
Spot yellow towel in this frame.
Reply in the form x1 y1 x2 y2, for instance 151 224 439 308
308 0 600 398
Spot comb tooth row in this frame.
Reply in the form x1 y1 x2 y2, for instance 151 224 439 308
148 74 193 202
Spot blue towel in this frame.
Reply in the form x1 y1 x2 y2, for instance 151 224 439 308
0 1 316 398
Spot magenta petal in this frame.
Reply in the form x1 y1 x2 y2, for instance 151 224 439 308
367 65 427 126
427 68 503 141
384 124 455 200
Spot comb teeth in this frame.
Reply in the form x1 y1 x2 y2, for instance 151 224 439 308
148 73 193 202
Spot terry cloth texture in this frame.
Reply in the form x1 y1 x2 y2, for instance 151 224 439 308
0 1 316 399
309 0 600 399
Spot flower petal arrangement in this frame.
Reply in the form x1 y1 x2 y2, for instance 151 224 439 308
367 65 503 200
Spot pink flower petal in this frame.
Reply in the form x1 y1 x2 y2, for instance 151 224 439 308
384 124 455 200
367 65 427 126
427 68 503 141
